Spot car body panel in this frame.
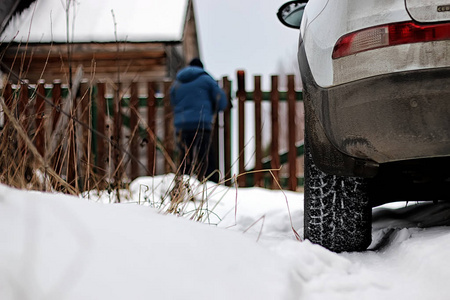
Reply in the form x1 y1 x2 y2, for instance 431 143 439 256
405 0 450 22
300 0 328 37
293 0 450 174
302 0 411 87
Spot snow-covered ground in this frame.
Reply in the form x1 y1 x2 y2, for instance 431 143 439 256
1 174 450 299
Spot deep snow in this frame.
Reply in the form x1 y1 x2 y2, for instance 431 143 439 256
1 174 450 299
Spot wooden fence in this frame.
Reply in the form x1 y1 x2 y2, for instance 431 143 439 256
0 71 304 192
233 71 304 191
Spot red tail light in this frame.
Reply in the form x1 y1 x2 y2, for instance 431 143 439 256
332 21 450 59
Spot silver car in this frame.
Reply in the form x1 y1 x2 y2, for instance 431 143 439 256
278 0 450 252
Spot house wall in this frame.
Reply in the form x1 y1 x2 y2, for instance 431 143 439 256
0 0 200 86
1 42 171 84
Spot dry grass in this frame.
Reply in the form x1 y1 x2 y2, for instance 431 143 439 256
0 76 139 199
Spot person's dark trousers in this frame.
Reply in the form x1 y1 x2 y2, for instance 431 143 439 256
176 129 220 183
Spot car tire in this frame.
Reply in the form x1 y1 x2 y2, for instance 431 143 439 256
304 135 372 252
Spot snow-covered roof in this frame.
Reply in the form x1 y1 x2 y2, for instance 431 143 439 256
1 0 190 43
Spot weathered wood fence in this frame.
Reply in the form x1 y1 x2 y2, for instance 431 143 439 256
233 71 304 191
0 71 304 192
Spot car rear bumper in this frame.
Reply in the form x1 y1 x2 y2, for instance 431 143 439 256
324 67 450 163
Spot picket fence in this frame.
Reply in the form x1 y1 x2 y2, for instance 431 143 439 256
0 71 304 192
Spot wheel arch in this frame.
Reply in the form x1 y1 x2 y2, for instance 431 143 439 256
299 39 378 178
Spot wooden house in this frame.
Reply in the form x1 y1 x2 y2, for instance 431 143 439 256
0 0 200 85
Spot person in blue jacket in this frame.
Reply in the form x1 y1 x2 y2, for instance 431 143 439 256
170 58 228 183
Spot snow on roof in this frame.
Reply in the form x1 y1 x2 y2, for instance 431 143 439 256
1 0 189 43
